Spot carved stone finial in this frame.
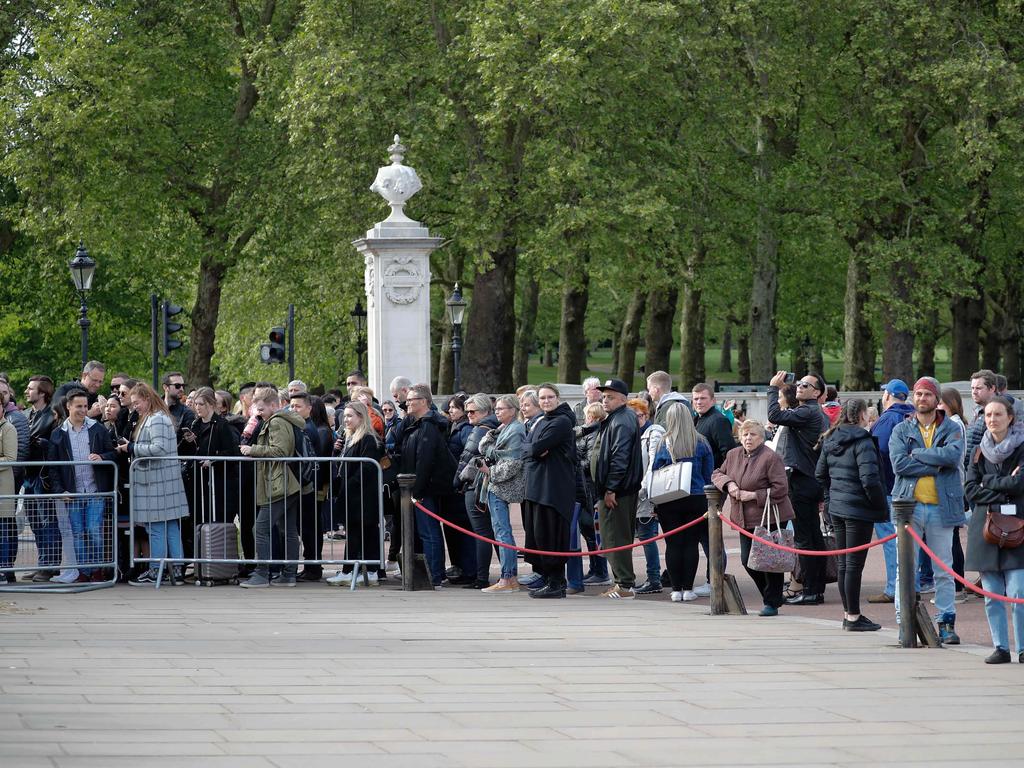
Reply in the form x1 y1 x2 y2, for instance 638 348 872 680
370 132 423 225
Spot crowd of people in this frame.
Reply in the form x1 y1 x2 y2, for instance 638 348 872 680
1 362 1023 663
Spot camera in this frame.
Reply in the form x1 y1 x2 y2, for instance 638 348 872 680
783 372 796 384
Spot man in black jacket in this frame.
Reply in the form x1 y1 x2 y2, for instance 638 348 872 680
23 376 59 581
47 390 116 582
592 379 643 598
691 383 737 468
399 384 456 587
767 370 831 605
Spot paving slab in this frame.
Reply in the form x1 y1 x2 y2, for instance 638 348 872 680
2 582 1023 766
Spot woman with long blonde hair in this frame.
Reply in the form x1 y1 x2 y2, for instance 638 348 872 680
326 400 384 585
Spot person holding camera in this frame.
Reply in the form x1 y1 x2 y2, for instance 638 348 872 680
767 370 830 605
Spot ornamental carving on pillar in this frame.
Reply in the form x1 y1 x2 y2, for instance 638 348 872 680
364 254 375 308
369 135 423 224
382 256 424 305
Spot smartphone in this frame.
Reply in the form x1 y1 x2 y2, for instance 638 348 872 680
783 372 796 384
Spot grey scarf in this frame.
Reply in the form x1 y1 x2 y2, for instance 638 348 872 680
980 422 1024 466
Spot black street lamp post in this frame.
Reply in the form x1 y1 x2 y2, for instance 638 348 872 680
446 283 467 394
351 299 368 372
68 241 97 369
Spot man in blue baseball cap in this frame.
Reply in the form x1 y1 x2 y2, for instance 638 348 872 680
866 379 914 604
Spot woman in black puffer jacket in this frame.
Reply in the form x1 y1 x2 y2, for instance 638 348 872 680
815 399 888 632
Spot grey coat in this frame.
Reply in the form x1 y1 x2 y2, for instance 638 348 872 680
0 417 17 518
129 411 189 523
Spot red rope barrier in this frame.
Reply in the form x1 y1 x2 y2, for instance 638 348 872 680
719 513 897 556
413 499 708 557
906 526 1024 605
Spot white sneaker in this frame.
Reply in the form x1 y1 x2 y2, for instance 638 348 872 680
693 583 712 597
51 569 79 584
385 560 400 574
670 591 683 603
352 572 379 585
682 590 698 602
326 571 352 586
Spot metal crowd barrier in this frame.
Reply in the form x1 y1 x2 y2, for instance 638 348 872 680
129 455 386 589
1 460 119 593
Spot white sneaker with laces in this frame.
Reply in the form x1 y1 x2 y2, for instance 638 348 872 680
385 561 400 574
693 583 711 597
670 591 683 603
682 590 698 602
51 569 79 584
326 571 352 586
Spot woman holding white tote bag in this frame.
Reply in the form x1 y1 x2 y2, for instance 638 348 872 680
650 403 714 603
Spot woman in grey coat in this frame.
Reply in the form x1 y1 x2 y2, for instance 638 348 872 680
964 397 1024 664
117 383 189 586
478 394 526 593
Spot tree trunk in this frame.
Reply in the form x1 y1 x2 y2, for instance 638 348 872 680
882 323 915 384
186 256 227 386
951 296 985 380
748 225 779 382
842 249 875 389
435 319 453 394
718 321 732 373
644 287 678 377
982 326 1002 373
737 333 751 384
462 245 516 392
512 276 540 387
917 309 938 377
557 266 589 385
679 238 706 388
616 287 646 389
810 344 824 379
543 345 554 367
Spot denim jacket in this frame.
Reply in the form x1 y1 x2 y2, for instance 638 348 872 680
888 412 966 526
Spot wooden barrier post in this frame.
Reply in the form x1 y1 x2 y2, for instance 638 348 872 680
704 484 747 616
892 497 940 648
398 474 433 591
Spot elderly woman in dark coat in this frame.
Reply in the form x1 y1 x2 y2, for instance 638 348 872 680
712 419 794 616
522 384 577 599
965 396 1024 665
117 382 190 586
814 399 888 631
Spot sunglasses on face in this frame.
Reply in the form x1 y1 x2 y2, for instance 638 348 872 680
796 382 817 390
168 383 185 389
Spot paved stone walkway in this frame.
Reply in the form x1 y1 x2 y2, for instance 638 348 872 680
2 584 1023 767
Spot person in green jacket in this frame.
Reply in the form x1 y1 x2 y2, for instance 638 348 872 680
239 386 309 588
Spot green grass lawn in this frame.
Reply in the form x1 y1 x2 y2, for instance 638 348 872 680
525 347 954 387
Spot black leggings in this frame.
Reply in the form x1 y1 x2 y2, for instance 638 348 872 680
832 516 874 616
657 495 708 592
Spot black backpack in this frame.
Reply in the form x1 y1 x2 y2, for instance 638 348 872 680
291 424 317 486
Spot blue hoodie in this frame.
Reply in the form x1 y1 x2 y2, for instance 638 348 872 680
871 401 915 493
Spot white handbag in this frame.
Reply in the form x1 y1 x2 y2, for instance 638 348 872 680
647 458 692 505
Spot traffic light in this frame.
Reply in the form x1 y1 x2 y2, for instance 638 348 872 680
162 301 184 357
260 326 286 364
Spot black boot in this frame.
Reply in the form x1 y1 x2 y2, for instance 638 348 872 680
530 581 566 599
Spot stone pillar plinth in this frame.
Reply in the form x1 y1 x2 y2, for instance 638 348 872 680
353 135 442 395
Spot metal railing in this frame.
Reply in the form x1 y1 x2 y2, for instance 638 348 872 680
1 460 119 593
129 455 386 589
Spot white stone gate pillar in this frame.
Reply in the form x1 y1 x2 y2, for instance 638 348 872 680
353 136 442 396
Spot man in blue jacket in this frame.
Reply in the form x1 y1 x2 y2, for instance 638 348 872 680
47 390 116 582
889 377 965 645
866 379 915 604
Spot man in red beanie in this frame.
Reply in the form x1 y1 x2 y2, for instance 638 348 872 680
888 376 966 645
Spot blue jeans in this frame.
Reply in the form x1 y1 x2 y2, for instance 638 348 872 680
980 569 1024 653
0 518 17 569
415 496 445 586
895 503 955 624
637 515 661 585
146 519 184 569
24 483 61 568
487 492 518 579
67 497 105 575
873 496 897 597
918 545 934 587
